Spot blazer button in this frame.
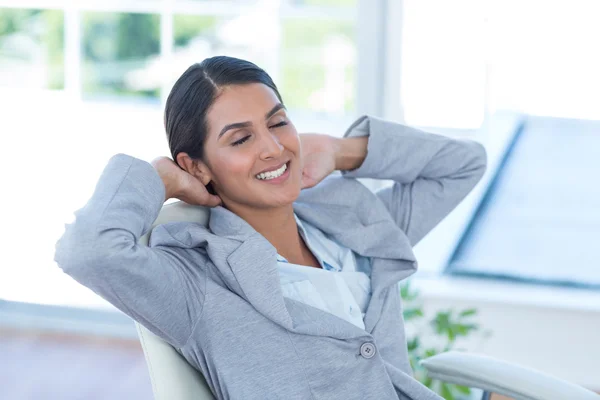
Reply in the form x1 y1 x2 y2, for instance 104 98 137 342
360 342 376 359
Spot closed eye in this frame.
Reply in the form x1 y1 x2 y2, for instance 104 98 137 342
231 135 250 146
269 121 288 129
231 121 287 146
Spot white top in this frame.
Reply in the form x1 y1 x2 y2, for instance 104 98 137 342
277 215 373 330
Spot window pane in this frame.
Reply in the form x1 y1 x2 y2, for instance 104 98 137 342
0 8 64 89
82 12 160 101
174 15 218 49
290 0 357 6
487 0 600 120
280 19 356 113
401 0 486 129
171 13 279 86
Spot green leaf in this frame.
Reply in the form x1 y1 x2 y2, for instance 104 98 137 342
440 382 454 399
407 337 420 352
454 384 471 394
403 308 424 321
408 357 417 371
422 375 434 389
454 323 479 336
459 308 477 318
447 328 456 342
431 311 452 335
423 348 439 358
400 282 410 298
400 281 420 302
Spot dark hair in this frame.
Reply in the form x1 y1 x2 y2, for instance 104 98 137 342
164 56 284 165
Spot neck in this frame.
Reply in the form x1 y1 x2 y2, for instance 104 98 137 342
228 203 304 260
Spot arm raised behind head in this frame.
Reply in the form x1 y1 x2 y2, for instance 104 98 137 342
54 154 209 347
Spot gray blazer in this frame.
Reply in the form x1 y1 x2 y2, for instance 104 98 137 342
55 115 487 400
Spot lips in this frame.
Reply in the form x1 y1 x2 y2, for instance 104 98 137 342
256 162 289 180
257 161 288 175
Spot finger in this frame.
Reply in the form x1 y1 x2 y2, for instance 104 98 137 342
206 194 222 207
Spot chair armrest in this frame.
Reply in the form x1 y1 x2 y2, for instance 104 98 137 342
420 351 600 400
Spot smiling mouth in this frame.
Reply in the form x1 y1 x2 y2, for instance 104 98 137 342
255 161 289 180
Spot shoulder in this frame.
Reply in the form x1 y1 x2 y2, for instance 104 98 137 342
149 222 215 263
150 221 242 265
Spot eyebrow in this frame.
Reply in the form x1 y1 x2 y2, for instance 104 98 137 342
217 103 286 139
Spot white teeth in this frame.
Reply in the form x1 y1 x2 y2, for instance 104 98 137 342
256 163 287 180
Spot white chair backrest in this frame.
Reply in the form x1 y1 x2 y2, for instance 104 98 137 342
137 201 215 400
139 201 210 246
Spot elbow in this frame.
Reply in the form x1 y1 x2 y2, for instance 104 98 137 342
54 222 118 280
54 226 99 278
55 220 139 278
466 140 488 180
475 141 488 170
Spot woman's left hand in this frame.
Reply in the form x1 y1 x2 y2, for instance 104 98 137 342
299 134 338 189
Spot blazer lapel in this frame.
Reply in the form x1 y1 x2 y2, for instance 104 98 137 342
284 297 371 339
209 207 294 331
332 219 418 333
226 236 295 330
292 201 418 288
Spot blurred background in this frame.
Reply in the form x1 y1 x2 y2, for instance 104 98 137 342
0 0 598 399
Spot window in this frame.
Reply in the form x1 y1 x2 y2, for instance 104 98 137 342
281 18 355 113
0 8 64 89
395 0 600 129
485 0 600 121
82 12 161 100
399 0 487 130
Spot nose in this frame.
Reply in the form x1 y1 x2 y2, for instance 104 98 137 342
258 128 283 160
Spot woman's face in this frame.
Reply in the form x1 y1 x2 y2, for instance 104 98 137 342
200 83 302 211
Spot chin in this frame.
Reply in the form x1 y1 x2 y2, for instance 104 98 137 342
253 170 302 207
263 187 301 208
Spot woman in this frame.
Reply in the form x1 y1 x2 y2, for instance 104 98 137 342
55 56 486 400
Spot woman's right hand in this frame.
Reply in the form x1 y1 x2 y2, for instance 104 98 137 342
151 156 221 207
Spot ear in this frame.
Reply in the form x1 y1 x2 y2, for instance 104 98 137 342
176 152 212 186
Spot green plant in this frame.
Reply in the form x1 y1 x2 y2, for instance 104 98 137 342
401 280 489 400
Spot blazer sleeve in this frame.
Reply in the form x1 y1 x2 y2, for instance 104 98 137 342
342 115 487 246
54 154 206 348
